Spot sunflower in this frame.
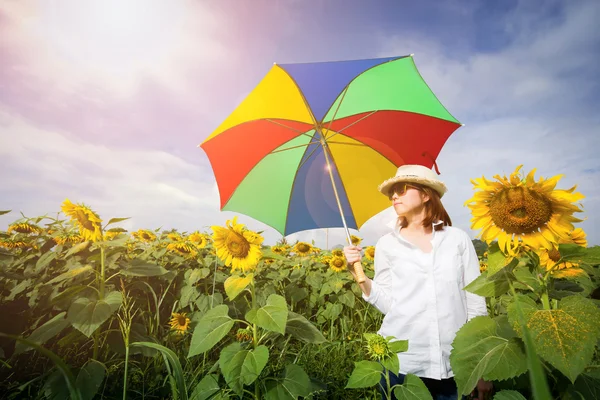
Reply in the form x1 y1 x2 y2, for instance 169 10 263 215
54 231 84 245
167 232 182 241
169 312 190 334
331 249 344 257
561 227 587 247
364 333 395 361
104 227 127 240
350 235 362 246
479 261 488 273
319 254 333 265
7 222 42 235
271 245 288 255
167 241 198 258
465 166 584 255
188 231 209 248
132 229 156 242
364 246 375 261
61 199 103 242
211 217 263 273
0 238 28 249
293 241 313 256
236 328 253 342
329 255 347 273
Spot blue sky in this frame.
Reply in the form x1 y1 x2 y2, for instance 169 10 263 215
0 0 598 247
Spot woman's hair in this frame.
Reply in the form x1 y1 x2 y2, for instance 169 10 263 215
396 183 452 231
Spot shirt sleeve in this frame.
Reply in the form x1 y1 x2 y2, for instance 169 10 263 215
362 242 394 315
462 235 488 320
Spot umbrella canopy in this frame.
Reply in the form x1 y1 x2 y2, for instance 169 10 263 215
200 55 461 236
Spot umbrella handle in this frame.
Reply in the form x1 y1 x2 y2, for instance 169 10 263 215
352 261 367 284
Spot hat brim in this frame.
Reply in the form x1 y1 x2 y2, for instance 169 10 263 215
378 176 448 198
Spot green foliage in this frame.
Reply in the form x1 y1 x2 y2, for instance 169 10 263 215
345 360 383 389
508 295 600 383
392 374 434 400
450 316 528 395
188 305 234 357
67 291 122 337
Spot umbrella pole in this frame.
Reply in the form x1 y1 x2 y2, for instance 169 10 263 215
320 139 367 284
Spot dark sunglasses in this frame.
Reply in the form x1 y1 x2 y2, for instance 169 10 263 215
388 182 420 199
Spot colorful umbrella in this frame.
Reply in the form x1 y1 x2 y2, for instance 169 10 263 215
200 55 461 281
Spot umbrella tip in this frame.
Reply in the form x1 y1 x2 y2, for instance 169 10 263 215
410 53 414 57
461 123 466 127
273 62 277 65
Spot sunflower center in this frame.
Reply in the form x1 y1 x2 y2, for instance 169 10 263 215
332 258 345 268
297 243 310 253
177 315 187 325
489 187 553 234
548 248 561 262
225 231 250 257
74 210 95 230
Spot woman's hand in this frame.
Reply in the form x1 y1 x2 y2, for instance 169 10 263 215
472 378 493 400
343 245 362 265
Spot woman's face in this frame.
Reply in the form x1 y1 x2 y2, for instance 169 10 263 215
388 182 428 215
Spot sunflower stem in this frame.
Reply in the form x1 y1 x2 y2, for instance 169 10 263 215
99 246 106 300
250 280 260 400
540 291 550 310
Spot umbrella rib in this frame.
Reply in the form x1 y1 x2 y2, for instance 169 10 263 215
270 141 320 154
295 141 321 171
265 119 314 137
325 141 368 147
322 86 349 135
326 111 378 141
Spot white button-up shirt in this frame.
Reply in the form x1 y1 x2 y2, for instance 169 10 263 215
363 222 488 380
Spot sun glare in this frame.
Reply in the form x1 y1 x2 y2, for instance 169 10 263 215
35 0 186 83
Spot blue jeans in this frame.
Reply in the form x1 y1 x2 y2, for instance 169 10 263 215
379 369 465 400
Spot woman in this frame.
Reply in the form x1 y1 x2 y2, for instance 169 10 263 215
344 165 493 400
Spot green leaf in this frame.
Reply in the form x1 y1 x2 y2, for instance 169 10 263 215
131 341 188 400
224 274 252 300
264 364 312 400
567 370 600 400
464 261 517 297
188 305 234 357
392 374 434 400
261 248 287 260
509 295 600 383
337 291 356 307
492 390 527 400
507 294 552 400
15 312 70 355
345 360 383 389
255 294 288 334
388 339 409 354
450 316 528 395
0 210 11 215
186 268 210 285
120 259 168 277
380 355 399 377
67 291 122 337
47 265 93 285
76 360 106 400
285 312 327 344
35 251 57 273
190 375 220 400
319 302 343 321
513 267 541 292
105 217 131 227
487 243 515 276
219 345 269 396
64 241 91 258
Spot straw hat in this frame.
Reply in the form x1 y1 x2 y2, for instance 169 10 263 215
378 164 448 198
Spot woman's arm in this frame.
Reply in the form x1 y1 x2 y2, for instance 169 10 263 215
462 235 488 319
344 244 394 315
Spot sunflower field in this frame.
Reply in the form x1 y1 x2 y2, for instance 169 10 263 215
0 166 599 400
